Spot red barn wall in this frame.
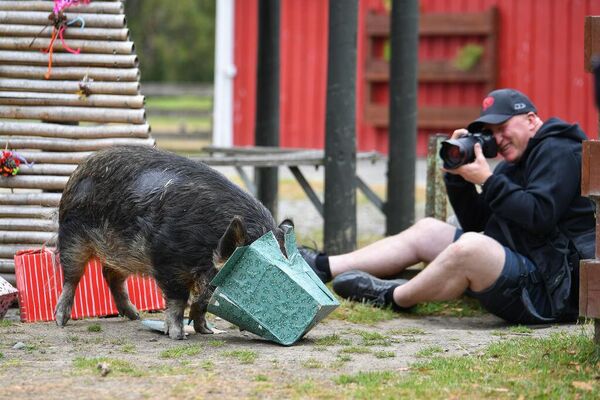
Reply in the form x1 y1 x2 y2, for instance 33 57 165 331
233 0 600 155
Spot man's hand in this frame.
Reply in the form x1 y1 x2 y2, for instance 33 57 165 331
443 143 493 186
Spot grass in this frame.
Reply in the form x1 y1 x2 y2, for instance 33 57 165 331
145 96 212 110
415 345 445 358
159 344 203 359
352 330 392 346
0 320 12 328
72 357 144 377
314 333 352 347
87 323 102 332
222 349 258 364
290 330 600 399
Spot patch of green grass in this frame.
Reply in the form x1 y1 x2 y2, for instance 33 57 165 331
374 351 396 359
222 349 257 364
508 325 534 335
255 374 269 382
340 346 371 354
160 344 203 359
145 96 212 110
352 330 392 346
67 335 80 343
302 358 324 369
201 360 214 371
326 331 600 399
87 323 102 332
0 320 13 328
416 345 445 358
389 327 426 336
335 370 396 386
207 339 226 347
0 351 4 359
328 299 398 325
314 333 352 347
72 357 144 377
120 344 136 354
337 354 352 362
413 297 486 317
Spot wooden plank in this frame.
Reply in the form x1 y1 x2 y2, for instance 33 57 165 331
580 259 600 319
193 150 383 168
366 9 496 37
366 59 493 83
584 16 600 72
581 141 600 196
365 104 480 130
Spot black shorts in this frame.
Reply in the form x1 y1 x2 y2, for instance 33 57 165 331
454 229 553 324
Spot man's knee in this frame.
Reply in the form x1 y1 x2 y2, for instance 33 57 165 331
444 232 504 273
448 232 494 266
413 217 451 234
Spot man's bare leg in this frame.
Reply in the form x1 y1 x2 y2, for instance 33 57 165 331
328 218 457 278
393 232 505 307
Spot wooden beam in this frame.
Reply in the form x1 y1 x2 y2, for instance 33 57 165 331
584 16 600 72
366 8 497 37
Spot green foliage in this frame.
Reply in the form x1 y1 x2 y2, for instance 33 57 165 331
453 43 484 71
124 0 215 82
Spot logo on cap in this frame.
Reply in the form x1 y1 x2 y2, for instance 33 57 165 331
514 102 526 110
482 96 494 111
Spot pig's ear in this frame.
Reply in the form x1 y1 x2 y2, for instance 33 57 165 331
278 218 294 233
214 216 247 265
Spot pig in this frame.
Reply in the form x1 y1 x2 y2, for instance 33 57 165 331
54 145 291 339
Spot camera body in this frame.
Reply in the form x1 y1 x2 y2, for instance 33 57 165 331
439 132 498 169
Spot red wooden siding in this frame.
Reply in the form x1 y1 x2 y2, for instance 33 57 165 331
233 0 600 155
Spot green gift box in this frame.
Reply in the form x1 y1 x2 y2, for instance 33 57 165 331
207 228 339 346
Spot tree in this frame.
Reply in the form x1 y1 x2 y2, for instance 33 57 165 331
124 0 216 82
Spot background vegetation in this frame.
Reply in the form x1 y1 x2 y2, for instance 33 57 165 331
124 0 216 82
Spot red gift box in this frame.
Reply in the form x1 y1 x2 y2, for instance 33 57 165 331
14 248 165 322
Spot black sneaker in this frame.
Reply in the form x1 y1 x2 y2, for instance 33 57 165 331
332 270 409 310
298 246 330 283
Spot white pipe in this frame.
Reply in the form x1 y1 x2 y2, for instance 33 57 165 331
212 0 236 147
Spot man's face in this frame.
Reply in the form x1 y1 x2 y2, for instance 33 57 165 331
483 113 536 163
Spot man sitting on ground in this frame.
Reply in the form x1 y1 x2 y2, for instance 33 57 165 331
301 88 595 324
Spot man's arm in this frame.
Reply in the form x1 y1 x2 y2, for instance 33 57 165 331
481 138 581 233
444 143 493 231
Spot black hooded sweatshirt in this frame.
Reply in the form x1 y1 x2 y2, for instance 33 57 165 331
445 117 595 265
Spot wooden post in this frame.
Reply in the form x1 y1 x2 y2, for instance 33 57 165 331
425 134 448 220
386 0 419 235
580 142 600 344
324 0 358 254
254 0 280 219
581 15 600 344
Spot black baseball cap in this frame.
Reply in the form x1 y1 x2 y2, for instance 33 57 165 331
467 88 537 132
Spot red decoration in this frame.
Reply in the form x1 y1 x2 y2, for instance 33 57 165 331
1 150 21 177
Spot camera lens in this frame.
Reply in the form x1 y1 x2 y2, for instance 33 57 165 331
446 145 463 165
440 140 471 169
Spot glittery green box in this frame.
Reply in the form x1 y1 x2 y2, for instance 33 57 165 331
207 228 339 346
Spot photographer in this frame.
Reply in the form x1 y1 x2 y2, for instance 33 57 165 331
301 88 595 323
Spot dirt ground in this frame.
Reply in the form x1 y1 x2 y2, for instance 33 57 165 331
0 306 587 400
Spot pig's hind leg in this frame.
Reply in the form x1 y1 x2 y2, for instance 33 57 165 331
102 267 140 320
54 237 91 326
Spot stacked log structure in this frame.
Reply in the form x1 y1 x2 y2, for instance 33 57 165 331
0 0 153 285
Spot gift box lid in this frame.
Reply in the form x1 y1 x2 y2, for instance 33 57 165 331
208 228 339 345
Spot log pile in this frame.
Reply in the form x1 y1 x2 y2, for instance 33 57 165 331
0 0 154 285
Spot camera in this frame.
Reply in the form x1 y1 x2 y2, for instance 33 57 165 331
439 132 498 169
